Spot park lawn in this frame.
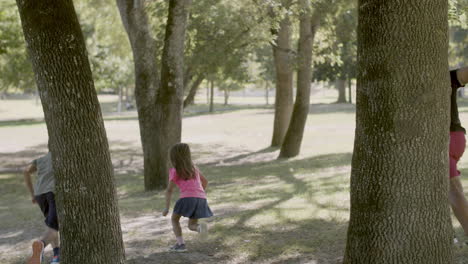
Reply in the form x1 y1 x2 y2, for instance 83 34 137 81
1 99 468 263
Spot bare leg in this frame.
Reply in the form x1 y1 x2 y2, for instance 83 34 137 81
41 228 59 248
171 213 184 244
188 218 199 232
449 176 468 236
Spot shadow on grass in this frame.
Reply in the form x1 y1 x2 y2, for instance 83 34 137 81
126 218 347 264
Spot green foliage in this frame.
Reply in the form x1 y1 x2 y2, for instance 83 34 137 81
312 1 357 82
1 0 133 94
75 1 134 93
0 4 35 93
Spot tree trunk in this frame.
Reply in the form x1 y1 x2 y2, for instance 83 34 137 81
224 87 229 105
206 79 209 104
348 78 352 104
344 1 452 263
278 1 317 158
270 14 294 147
183 74 204 108
155 0 192 188
336 79 347 103
209 80 214 112
265 81 269 105
117 0 191 190
118 85 123 113
16 0 125 263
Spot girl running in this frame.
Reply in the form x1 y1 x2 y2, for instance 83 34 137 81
162 143 213 252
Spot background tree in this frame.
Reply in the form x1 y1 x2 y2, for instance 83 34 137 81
312 1 357 103
0 4 35 95
117 0 192 190
269 0 294 147
278 0 318 158
15 0 125 262
344 0 453 262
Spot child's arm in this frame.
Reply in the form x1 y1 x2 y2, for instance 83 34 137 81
163 181 176 216
200 172 208 191
24 163 37 204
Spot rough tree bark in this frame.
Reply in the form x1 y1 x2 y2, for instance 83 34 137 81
117 0 191 190
155 0 192 188
343 0 452 263
16 0 125 263
336 79 347 103
270 12 294 147
183 74 204 108
278 2 318 158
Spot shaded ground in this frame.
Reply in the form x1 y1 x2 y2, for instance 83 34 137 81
1 99 468 263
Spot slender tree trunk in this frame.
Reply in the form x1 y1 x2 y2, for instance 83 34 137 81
117 0 191 190
348 78 352 104
336 79 347 103
278 1 318 158
224 87 229 105
117 0 161 190
155 0 192 188
16 0 125 263
270 14 294 147
265 81 269 105
183 74 204 108
209 80 214 112
206 80 209 104
118 85 123 113
344 0 452 263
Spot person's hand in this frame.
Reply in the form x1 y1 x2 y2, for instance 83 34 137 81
31 197 37 204
162 208 169 216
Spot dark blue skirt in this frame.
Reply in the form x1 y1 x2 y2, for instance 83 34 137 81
173 197 213 219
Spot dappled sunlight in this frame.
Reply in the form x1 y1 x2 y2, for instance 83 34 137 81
3 105 468 263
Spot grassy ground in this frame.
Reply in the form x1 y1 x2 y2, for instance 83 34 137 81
1 93 468 263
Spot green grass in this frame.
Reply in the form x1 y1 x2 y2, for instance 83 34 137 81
2 94 468 263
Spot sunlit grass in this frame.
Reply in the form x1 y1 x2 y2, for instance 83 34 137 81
2 94 468 263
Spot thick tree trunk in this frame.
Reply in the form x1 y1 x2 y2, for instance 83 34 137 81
270 15 294 147
344 1 452 263
117 0 191 190
278 1 317 158
209 80 214 112
16 0 125 263
183 74 204 108
336 79 347 103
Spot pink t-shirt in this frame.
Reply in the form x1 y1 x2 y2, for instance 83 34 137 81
169 168 206 199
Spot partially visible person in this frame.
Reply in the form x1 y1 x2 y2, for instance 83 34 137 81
24 151 60 263
162 143 213 252
448 66 468 245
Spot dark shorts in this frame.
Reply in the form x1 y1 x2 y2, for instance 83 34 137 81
35 192 59 231
450 131 466 178
173 197 213 219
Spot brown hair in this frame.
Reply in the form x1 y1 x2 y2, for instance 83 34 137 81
170 143 195 180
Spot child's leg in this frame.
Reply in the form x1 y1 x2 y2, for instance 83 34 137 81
171 213 184 245
41 227 59 247
450 176 468 236
188 218 199 232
